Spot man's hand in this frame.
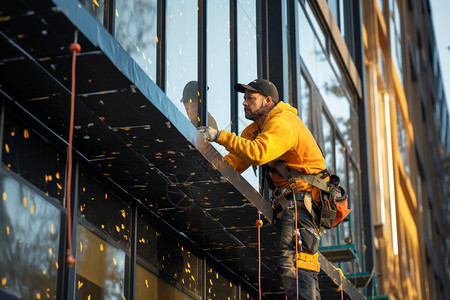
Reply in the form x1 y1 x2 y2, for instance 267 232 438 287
198 126 220 142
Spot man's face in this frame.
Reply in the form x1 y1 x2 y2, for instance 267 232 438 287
243 90 267 121
183 99 199 125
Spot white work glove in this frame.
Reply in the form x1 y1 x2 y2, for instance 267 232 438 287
198 126 220 142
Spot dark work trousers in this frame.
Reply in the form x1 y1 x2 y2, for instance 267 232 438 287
276 206 321 300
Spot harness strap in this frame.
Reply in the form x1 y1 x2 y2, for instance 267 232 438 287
273 160 329 192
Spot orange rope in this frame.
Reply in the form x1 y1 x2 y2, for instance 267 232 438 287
66 35 81 268
256 215 263 300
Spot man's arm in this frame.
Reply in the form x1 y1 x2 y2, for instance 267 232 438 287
217 117 296 166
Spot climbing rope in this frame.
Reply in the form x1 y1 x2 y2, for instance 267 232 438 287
256 213 263 300
66 30 81 268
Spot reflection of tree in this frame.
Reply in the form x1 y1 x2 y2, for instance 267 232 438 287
0 175 60 299
115 0 157 57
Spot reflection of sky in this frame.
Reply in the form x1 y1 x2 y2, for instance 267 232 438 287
165 0 198 120
236 0 259 189
115 0 157 81
207 0 231 157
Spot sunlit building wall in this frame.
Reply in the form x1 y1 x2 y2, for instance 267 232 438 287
362 0 449 299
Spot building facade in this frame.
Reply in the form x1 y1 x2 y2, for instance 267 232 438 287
0 0 448 299
362 0 449 299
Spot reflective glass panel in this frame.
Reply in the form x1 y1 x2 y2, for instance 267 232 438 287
237 0 258 190
136 264 195 300
207 0 231 156
79 171 131 248
115 0 157 81
136 214 201 295
298 4 355 154
0 169 61 299
76 225 126 300
2 112 66 202
320 114 337 246
322 113 334 174
237 0 257 134
166 0 198 118
396 102 410 176
299 73 311 128
206 265 238 299
79 0 105 24
389 0 403 83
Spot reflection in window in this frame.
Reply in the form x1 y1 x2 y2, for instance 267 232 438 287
207 0 231 156
0 169 60 299
115 0 157 81
136 214 201 295
236 0 259 190
206 265 238 300
79 0 105 24
136 264 195 300
389 0 403 84
76 225 126 300
237 0 257 135
299 73 311 128
322 113 334 174
320 114 337 246
79 172 131 248
166 0 198 119
327 0 345 39
396 101 410 176
2 112 66 202
299 3 354 153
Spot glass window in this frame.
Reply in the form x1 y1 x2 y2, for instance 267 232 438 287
299 4 354 152
237 0 257 135
2 112 66 202
0 169 61 299
79 172 131 248
137 214 201 295
322 113 335 174
320 113 338 246
166 0 198 119
396 101 410 176
135 264 195 300
299 73 311 128
206 265 238 300
207 0 231 156
236 0 259 190
79 0 105 24
389 0 403 84
76 225 126 300
114 0 158 81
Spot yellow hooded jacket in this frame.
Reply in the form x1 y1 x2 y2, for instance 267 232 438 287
216 101 326 192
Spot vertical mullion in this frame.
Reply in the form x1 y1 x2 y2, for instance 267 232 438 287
126 205 138 300
157 0 166 91
230 0 238 134
198 0 207 127
289 0 299 107
104 0 115 35
256 0 268 79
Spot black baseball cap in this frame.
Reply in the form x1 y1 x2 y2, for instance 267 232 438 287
234 79 279 103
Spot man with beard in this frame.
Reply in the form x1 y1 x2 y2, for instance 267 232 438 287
198 79 324 300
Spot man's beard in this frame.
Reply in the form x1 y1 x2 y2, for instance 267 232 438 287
245 102 265 121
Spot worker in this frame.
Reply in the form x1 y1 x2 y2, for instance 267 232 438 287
198 79 324 300
180 80 218 130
